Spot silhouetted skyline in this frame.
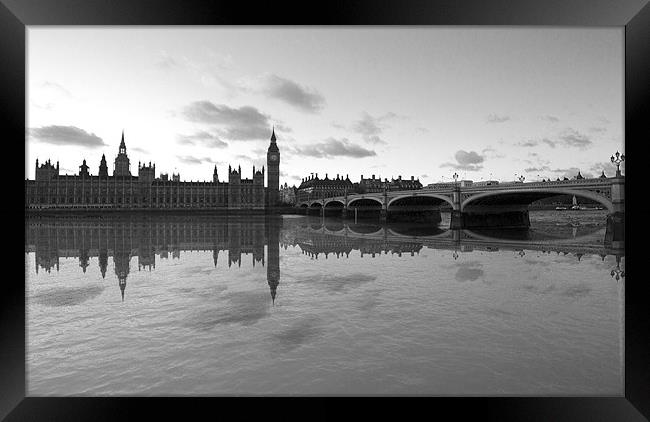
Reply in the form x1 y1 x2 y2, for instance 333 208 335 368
27 27 623 186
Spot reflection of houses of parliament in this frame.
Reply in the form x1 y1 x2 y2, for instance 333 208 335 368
26 216 281 302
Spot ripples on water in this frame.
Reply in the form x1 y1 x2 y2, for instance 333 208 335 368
25 211 624 395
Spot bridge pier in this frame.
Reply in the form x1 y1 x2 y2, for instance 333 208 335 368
605 212 624 248
380 208 387 223
342 207 348 219
604 176 625 248
450 210 464 230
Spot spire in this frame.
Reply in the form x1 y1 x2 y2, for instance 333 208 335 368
270 126 276 143
119 130 126 153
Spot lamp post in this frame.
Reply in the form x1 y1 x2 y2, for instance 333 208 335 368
453 172 459 188
610 151 625 177
518 175 526 183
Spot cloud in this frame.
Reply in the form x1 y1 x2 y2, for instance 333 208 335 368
181 101 272 141
271 318 323 353
588 161 624 176
524 166 552 173
518 140 539 147
486 114 510 123
131 147 149 154
29 125 107 148
32 285 105 307
541 115 559 123
549 167 594 179
453 262 484 282
154 51 180 69
351 112 398 145
481 146 505 159
41 81 72 98
440 150 485 171
177 131 228 148
541 138 557 148
558 128 591 148
275 123 292 133
258 74 325 113
588 126 606 133
516 138 556 148
184 290 271 330
319 273 376 293
291 138 376 159
176 155 219 165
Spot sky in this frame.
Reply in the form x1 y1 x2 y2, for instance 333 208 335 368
26 27 625 185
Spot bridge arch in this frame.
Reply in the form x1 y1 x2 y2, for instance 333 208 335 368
347 197 384 207
387 193 454 209
324 199 345 207
461 188 614 212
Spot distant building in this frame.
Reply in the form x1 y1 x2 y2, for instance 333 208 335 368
357 174 385 193
356 174 422 193
279 183 298 205
25 129 280 211
297 173 353 203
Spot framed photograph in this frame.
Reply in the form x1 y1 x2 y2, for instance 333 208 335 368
2 0 647 419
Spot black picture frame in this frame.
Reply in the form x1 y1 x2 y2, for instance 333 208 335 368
2 0 647 420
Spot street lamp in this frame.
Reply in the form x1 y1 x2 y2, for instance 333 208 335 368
610 151 625 177
518 175 526 183
452 172 459 188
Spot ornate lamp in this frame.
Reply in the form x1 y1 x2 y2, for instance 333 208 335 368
610 151 625 177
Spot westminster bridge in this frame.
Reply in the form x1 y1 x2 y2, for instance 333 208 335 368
297 175 625 246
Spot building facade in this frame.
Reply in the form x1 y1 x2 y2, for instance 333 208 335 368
296 173 354 204
25 130 280 211
356 174 422 193
296 173 422 203
279 183 298 205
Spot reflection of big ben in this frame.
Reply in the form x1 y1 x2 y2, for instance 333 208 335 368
266 216 281 303
267 127 280 207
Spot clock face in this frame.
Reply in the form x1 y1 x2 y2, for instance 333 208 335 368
270 155 278 162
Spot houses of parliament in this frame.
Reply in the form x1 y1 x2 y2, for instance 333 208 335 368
25 128 281 211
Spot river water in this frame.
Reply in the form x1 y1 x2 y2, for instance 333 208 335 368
25 210 624 395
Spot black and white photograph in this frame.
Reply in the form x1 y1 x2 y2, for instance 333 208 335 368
3 0 647 419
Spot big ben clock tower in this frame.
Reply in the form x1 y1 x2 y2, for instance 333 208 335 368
267 127 280 207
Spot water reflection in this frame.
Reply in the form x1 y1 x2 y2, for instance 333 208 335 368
25 213 625 395
26 215 282 302
26 214 624 303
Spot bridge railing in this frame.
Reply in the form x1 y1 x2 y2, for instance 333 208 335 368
311 177 618 202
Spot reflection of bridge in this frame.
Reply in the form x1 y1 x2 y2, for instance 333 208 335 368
297 176 625 246
285 218 625 263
